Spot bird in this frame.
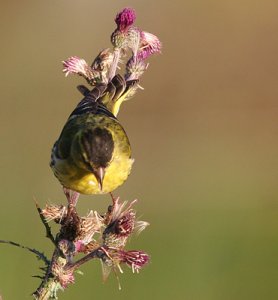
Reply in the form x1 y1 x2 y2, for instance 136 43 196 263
50 75 136 195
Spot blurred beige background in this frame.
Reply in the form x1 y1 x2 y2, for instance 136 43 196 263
1 0 278 299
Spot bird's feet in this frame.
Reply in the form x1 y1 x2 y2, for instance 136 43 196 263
63 188 80 207
109 192 119 206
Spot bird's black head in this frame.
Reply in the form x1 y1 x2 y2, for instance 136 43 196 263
80 127 114 190
81 127 114 168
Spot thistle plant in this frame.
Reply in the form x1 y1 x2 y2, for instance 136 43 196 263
0 7 161 300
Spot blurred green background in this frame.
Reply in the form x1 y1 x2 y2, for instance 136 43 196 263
1 0 278 299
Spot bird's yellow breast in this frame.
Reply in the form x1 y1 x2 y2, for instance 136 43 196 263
69 154 134 194
51 114 133 195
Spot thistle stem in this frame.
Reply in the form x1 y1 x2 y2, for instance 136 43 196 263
33 249 60 300
36 203 56 246
66 247 105 271
33 279 57 300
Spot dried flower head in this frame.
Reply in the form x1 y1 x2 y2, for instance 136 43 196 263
75 210 103 245
41 204 67 223
91 49 113 73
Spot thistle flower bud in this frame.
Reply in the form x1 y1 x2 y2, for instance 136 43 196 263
111 31 128 49
111 8 137 49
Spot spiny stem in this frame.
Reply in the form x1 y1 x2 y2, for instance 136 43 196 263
33 279 56 300
33 279 58 300
33 249 60 300
0 240 49 265
36 203 56 246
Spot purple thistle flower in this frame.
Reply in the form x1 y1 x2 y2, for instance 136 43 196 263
111 8 137 50
102 210 136 248
100 248 149 287
108 199 149 236
115 211 136 236
118 250 150 273
103 198 148 249
115 8 136 32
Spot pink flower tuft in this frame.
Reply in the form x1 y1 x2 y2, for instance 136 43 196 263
138 31 162 60
62 56 90 77
115 8 136 31
59 271 75 289
74 240 86 253
51 258 75 288
119 250 150 273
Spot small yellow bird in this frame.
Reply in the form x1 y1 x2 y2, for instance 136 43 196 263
50 75 135 195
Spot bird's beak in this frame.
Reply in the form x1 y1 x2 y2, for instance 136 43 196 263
94 167 105 191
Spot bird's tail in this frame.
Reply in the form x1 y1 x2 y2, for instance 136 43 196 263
102 75 139 116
